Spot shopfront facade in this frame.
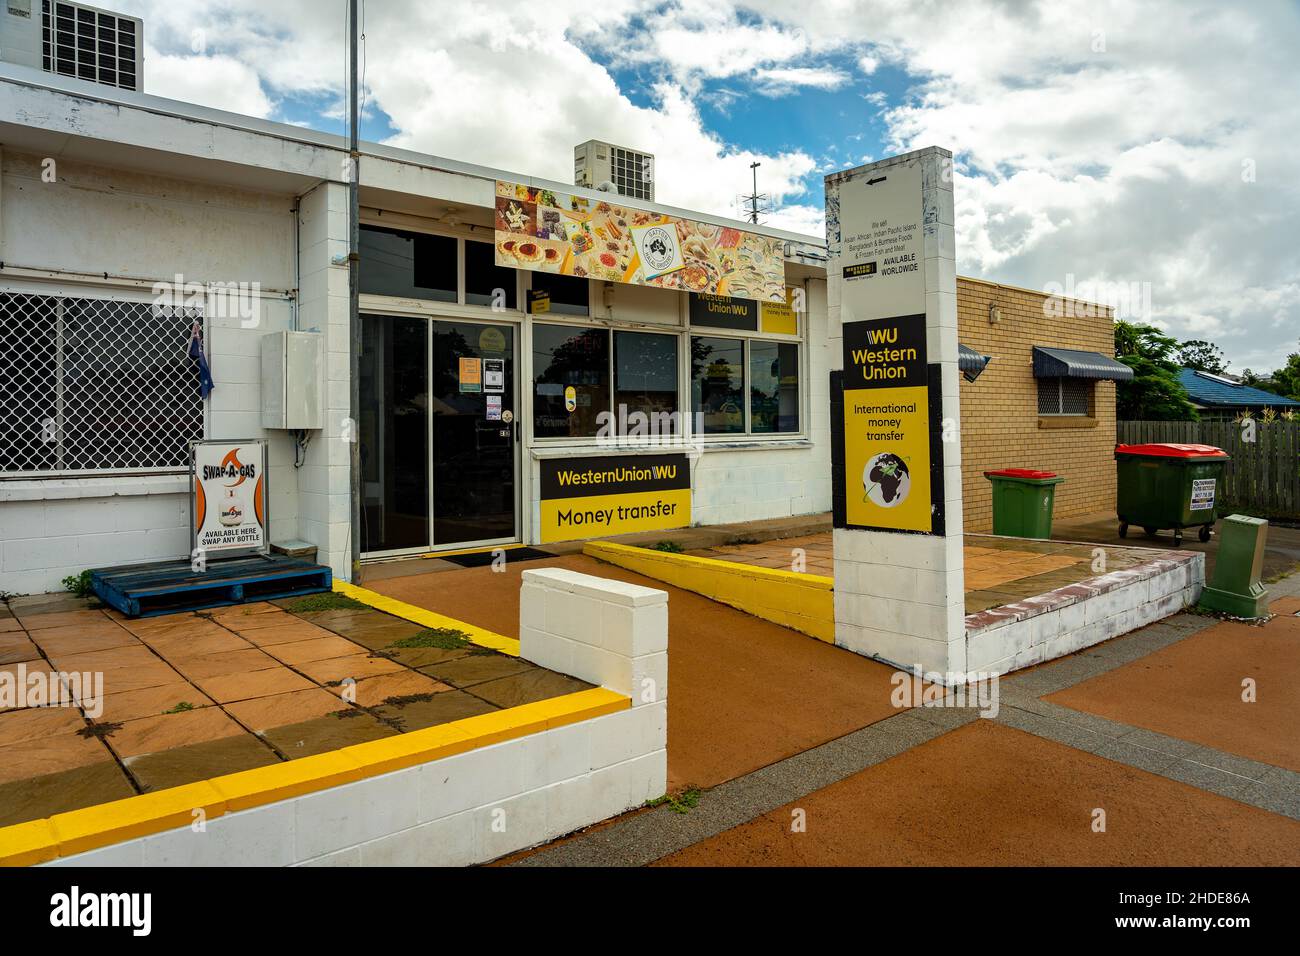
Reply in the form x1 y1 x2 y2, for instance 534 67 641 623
352 210 829 560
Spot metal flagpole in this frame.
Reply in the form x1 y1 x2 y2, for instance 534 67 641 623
348 0 362 584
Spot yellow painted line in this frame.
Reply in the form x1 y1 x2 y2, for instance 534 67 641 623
0 819 59 867
333 579 520 657
585 540 836 642
419 542 527 560
0 688 629 866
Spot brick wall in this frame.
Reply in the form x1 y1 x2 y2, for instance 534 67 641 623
957 277 1118 533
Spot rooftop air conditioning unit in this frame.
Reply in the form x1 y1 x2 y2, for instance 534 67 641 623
574 140 655 202
1 1 142 92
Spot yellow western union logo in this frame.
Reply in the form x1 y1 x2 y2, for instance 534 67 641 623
540 454 691 544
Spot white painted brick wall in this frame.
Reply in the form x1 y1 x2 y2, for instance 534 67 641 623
965 556 1205 674
520 567 669 708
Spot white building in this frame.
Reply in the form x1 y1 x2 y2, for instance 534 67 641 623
0 63 831 594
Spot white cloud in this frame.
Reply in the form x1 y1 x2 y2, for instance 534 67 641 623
752 66 850 96
112 0 1300 371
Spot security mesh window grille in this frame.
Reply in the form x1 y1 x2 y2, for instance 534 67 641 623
42 0 139 91
612 147 653 201
0 293 203 475
1037 377 1092 416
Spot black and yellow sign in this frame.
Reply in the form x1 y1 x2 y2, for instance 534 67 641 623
841 315 931 533
844 261 878 279
539 453 691 543
527 289 551 314
689 292 758 330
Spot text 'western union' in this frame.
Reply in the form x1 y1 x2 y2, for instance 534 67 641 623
554 464 677 487
850 326 916 382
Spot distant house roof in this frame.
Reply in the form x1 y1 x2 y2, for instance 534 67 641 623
1177 368 1300 408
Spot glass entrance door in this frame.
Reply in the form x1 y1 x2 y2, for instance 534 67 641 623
359 314 518 557
429 320 516 545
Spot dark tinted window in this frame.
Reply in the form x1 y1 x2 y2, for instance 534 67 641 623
691 336 744 434
533 324 609 438
750 341 799 433
529 271 590 316
360 225 456 301
614 331 678 435
465 240 517 309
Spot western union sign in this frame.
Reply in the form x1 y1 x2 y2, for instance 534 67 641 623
539 453 691 543
841 314 932 533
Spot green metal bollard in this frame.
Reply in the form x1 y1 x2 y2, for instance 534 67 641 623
1198 514 1269 618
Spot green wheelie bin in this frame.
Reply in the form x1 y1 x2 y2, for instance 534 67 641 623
983 469 1065 539
1114 443 1229 547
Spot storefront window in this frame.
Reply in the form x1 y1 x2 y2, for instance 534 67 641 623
750 341 800 433
614 331 679 435
691 336 745 434
464 239 517 309
691 335 801 436
533 323 609 438
359 225 456 301
529 272 590 316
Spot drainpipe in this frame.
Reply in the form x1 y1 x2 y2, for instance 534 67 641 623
348 0 362 583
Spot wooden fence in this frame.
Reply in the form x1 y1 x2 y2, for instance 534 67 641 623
1118 420 1300 519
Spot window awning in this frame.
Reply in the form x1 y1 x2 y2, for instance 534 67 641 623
1032 346 1134 382
958 344 992 382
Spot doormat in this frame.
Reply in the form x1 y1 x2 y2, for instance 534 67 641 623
439 547 556 568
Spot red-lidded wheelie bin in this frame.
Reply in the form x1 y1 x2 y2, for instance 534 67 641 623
1114 443 1229 547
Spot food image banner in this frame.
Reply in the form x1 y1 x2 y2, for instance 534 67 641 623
841 317 932 534
192 440 268 555
494 180 786 301
539 453 691 543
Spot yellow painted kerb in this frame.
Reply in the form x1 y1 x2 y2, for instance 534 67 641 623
334 579 520 657
585 540 835 642
0 687 628 866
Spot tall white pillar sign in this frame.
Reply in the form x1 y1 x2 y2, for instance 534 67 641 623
826 148 966 678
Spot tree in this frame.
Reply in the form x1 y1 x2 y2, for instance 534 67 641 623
1270 345 1300 400
1241 342 1300 400
1114 321 1197 420
1178 339 1227 374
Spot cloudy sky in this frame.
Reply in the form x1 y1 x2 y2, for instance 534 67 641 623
117 0 1299 373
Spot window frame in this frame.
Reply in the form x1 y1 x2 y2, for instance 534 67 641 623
1037 376 1094 418
358 218 526 319
529 317 684 443
0 285 208 478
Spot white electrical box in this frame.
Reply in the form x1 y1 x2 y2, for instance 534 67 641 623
261 331 323 430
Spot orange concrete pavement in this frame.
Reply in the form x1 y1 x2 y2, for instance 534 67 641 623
657 720 1300 866
364 554 903 792
1048 597 1300 773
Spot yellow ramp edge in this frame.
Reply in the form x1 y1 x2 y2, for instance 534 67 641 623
584 540 835 643
0 688 628 866
333 579 520 657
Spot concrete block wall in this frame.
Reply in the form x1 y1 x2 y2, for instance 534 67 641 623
46 572 669 866
965 552 1204 673
0 152 297 595
957 277 1119 532
520 567 669 712
294 181 354 582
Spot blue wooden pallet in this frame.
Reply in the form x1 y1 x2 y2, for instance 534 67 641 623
91 555 332 618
